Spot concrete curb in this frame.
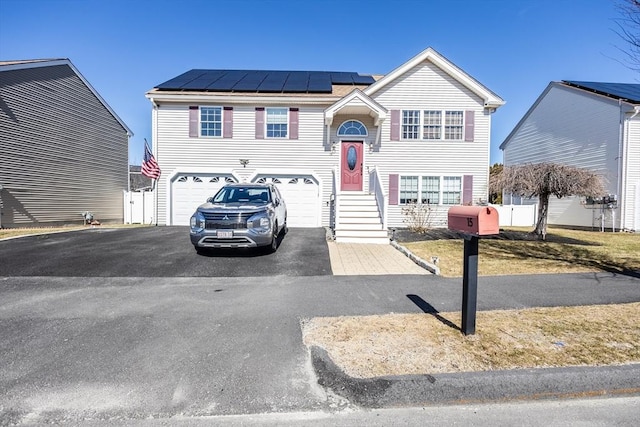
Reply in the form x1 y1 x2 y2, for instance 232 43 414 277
310 346 640 407
390 240 440 275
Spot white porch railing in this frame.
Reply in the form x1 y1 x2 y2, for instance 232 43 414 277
368 166 388 231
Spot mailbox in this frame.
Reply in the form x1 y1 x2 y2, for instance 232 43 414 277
448 206 499 236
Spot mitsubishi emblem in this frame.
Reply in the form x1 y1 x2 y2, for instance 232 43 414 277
223 215 229 220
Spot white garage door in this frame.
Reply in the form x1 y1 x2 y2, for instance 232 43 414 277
171 174 237 225
254 175 320 227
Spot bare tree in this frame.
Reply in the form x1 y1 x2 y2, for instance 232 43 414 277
489 163 503 204
613 0 640 72
490 163 605 240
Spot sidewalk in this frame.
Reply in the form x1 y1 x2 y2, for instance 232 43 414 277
327 242 430 275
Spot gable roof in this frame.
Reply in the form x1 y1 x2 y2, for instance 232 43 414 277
324 89 387 126
0 58 133 136
500 80 640 151
562 81 640 104
364 47 505 109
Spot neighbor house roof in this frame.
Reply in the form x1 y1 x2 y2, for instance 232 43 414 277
500 80 640 150
562 81 640 104
0 58 133 136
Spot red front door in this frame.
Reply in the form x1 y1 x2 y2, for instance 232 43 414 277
340 141 363 191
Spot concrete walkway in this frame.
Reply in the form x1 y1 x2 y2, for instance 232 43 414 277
327 241 430 275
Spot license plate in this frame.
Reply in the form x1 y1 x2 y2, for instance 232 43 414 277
217 230 233 238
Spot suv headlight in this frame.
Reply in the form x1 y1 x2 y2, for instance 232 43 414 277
248 213 271 234
190 211 205 231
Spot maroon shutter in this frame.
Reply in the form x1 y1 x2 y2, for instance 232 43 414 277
464 110 475 142
289 108 299 139
223 107 233 138
390 110 400 141
255 107 265 139
189 106 199 137
389 174 399 205
462 175 473 205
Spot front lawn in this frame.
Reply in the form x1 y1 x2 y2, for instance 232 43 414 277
398 227 640 277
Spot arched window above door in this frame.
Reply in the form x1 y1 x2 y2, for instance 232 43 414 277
337 120 368 136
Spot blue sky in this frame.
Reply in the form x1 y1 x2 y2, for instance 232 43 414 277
1 0 637 165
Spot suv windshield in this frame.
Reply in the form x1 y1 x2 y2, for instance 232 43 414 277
212 187 271 204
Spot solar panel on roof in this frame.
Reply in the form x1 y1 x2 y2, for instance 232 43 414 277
156 69 376 92
205 70 247 91
330 72 355 84
232 71 268 91
308 72 332 92
258 72 288 92
283 72 309 92
564 81 640 103
352 74 376 84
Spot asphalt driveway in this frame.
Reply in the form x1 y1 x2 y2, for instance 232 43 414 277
0 227 332 277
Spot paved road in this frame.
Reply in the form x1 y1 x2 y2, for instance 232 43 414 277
2 271 640 424
1 228 639 423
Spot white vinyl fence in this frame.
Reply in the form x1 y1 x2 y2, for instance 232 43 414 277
124 191 154 224
490 204 537 227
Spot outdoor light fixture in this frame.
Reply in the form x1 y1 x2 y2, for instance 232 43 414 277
331 141 337 154
239 159 249 168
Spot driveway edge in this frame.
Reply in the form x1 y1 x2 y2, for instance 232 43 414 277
310 346 640 407
390 240 440 275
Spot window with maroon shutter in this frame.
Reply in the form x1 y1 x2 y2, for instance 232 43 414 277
289 108 299 139
462 175 473 205
464 110 474 142
189 106 199 137
223 107 233 138
390 110 400 141
389 174 399 205
255 107 265 139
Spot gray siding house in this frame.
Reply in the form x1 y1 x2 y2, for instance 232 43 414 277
146 48 504 242
501 81 640 232
0 59 132 227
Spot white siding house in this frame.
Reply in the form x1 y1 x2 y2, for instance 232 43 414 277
146 48 504 242
501 81 640 232
0 59 132 227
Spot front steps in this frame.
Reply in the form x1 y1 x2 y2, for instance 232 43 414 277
334 193 389 244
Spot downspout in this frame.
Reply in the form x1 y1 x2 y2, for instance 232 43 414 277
620 105 640 231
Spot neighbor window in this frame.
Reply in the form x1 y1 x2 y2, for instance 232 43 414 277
200 106 222 137
266 108 288 138
400 175 460 205
401 109 464 140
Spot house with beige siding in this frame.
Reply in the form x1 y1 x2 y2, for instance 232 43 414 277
146 47 504 242
0 59 132 228
500 81 640 232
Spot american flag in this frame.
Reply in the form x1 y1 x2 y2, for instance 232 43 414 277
141 142 161 180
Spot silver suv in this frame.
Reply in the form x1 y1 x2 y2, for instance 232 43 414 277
190 183 287 253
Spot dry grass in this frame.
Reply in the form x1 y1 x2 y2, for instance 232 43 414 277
302 303 640 378
0 224 149 240
401 227 640 277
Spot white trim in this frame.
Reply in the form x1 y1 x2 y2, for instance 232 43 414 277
364 47 504 109
324 89 387 126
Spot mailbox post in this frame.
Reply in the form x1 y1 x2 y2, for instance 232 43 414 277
447 206 499 335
